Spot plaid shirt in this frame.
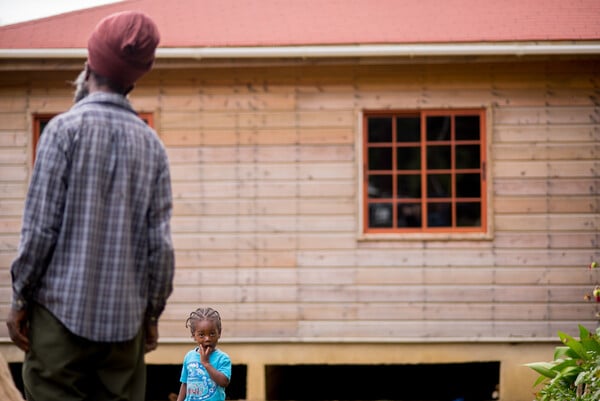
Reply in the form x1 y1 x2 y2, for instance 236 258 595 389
11 92 174 342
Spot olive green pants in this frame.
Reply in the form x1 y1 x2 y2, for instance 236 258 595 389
23 304 146 401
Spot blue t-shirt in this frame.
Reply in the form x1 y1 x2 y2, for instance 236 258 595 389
180 347 232 401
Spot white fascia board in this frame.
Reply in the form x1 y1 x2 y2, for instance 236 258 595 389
157 42 600 58
1 42 599 59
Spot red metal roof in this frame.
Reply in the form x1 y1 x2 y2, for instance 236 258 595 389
1 0 599 49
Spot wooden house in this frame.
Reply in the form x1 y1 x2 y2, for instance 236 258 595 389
0 0 599 399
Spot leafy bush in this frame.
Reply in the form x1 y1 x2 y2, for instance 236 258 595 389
526 325 600 400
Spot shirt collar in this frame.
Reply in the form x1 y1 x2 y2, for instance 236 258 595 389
73 92 136 114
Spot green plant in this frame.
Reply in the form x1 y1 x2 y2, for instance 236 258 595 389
526 327 600 400
525 261 600 400
526 325 600 400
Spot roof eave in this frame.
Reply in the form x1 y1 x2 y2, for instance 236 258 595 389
1 42 600 59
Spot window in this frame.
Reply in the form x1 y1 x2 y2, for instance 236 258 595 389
363 110 487 234
32 112 154 163
32 114 54 162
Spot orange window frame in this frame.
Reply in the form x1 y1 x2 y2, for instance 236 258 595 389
33 112 154 164
363 109 487 234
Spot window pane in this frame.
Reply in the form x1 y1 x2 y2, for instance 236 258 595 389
427 202 452 227
427 145 451 170
455 116 480 140
368 117 393 143
40 120 50 135
456 173 481 198
426 116 451 141
397 147 421 170
397 174 421 198
427 174 451 198
368 147 392 170
368 175 393 198
457 202 481 227
398 203 421 227
456 145 481 169
369 203 393 228
396 117 420 142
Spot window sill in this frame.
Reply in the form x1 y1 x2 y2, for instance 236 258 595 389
357 231 493 242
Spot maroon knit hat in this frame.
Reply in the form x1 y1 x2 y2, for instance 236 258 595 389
87 11 160 89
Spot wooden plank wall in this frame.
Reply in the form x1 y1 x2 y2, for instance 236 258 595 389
0 59 598 342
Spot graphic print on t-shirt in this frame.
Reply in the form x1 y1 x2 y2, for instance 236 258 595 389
186 360 217 400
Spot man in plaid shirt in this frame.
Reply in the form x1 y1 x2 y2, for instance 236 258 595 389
6 11 174 401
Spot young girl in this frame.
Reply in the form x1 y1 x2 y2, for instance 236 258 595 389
177 307 231 401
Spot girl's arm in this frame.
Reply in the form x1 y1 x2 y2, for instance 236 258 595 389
201 360 230 387
176 383 187 401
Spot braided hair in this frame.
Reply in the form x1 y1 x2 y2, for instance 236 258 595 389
186 307 222 335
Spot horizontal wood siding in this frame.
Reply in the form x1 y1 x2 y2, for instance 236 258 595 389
0 59 598 341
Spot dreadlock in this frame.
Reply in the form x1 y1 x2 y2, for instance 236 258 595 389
185 307 222 335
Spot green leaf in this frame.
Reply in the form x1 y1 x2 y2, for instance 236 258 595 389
556 366 581 383
554 346 575 360
577 324 600 355
567 340 590 360
581 336 600 354
553 346 566 359
552 358 579 372
558 330 574 343
579 324 591 339
533 374 548 387
559 331 589 360
525 362 558 379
